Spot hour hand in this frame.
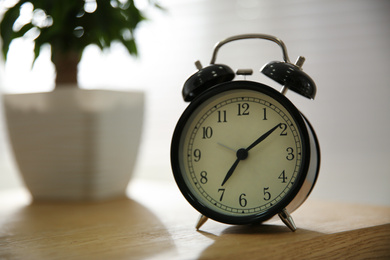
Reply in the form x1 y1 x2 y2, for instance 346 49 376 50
220 124 281 186
221 158 240 186
221 148 248 186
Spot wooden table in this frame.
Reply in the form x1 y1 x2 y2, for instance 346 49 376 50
1 180 389 259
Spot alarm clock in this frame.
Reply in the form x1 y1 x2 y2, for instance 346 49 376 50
171 34 320 231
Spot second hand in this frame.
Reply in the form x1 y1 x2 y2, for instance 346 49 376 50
217 142 236 152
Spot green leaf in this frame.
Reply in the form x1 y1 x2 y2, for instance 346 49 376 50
1 0 162 64
0 2 23 59
120 37 138 56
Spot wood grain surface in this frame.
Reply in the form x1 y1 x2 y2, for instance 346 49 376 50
0 180 389 259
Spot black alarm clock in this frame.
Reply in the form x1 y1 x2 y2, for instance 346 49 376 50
171 34 320 231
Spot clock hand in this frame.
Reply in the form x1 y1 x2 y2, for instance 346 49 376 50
221 157 240 186
221 148 248 186
217 142 236 152
245 123 281 152
220 123 281 187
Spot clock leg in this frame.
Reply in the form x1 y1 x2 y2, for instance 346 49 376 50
278 208 297 232
195 214 209 230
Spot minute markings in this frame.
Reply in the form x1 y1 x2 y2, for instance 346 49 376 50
187 94 302 214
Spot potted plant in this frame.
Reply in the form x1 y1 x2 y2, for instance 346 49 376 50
1 0 160 201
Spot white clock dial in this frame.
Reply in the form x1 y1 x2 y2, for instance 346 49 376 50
178 88 304 218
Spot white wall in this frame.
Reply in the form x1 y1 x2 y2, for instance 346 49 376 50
1 0 389 205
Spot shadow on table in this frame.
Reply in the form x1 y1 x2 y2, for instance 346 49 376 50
197 223 323 259
1 197 175 259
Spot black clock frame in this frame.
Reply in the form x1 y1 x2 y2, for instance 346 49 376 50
171 80 317 225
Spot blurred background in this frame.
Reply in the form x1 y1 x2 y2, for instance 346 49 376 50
1 0 389 205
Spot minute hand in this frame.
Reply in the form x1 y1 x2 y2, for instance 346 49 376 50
245 123 281 152
220 123 281 187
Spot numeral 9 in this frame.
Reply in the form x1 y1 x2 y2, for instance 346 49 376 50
193 149 201 162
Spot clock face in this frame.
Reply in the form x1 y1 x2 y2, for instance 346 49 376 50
171 81 310 224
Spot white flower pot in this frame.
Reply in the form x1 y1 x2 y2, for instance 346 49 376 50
3 87 144 201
